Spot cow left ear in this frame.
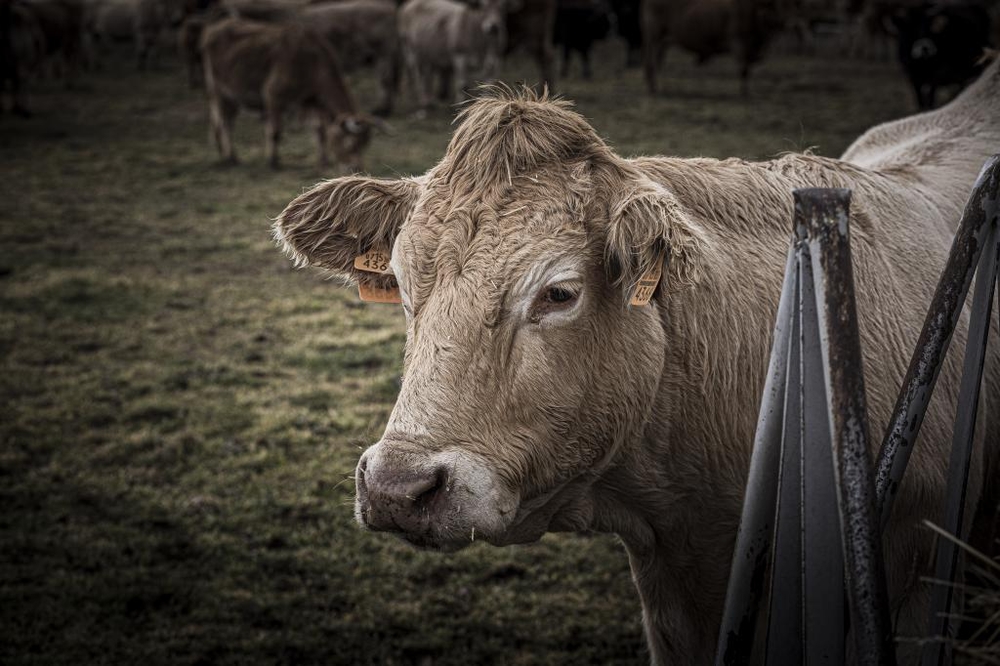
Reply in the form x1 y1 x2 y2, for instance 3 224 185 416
604 177 707 305
273 175 422 281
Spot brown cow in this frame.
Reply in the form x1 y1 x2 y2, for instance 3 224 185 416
399 0 506 111
21 0 87 80
274 67 1000 665
505 0 556 90
201 16 379 169
299 0 400 116
2 0 43 115
642 0 786 95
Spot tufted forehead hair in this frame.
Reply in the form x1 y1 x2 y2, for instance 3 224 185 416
434 85 617 196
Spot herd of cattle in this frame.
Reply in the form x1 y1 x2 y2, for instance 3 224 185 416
1 0 998 169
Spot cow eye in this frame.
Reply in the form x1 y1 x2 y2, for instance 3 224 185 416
545 287 576 305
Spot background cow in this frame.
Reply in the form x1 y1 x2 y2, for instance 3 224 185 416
505 0 556 90
553 0 611 79
399 0 506 111
201 16 379 169
642 0 786 95
889 1 993 109
300 0 400 116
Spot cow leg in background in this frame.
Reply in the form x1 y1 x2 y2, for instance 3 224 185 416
581 44 592 80
643 34 666 94
263 94 284 168
538 42 556 92
437 66 452 103
374 56 397 117
264 112 281 169
452 54 467 104
404 48 431 114
136 35 148 70
313 117 328 168
209 96 238 164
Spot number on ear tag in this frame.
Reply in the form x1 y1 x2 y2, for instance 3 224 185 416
354 249 393 275
630 252 665 307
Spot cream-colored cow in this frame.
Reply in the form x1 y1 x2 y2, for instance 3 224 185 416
275 61 1000 664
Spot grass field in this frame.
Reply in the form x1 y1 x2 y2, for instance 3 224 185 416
0 40 914 665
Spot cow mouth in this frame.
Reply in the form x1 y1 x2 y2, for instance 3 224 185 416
396 531 472 553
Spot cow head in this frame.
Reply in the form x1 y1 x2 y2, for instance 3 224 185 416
477 0 507 75
327 114 386 174
275 90 705 550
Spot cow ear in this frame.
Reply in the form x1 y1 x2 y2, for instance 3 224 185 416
604 178 707 305
273 175 422 281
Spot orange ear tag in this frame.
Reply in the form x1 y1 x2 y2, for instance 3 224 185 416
354 248 401 304
629 252 665 307
358 280 402 304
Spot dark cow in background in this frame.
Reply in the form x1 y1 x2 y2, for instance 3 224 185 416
554 0 611 79
20 0 87 81
609 0 640 66
1 0 35 115
642 0 786 95
506 0 557 90
890 1 993 109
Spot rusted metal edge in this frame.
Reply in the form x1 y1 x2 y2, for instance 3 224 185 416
800 230 847 664
800 188 896 666
876 155 1000 529
714 242 798 666
921 216 1000 666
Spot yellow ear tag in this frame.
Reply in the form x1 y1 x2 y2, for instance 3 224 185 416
353 249 393 275
629 252 665 307
354 249 401 304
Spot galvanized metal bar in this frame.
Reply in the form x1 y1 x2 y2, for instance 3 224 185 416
876 156 1000 529
764 242 804 665
715 244 798 666
799 233 847 664
800 188 896 666
922 219 1000 666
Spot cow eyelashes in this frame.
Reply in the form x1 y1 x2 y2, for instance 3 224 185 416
529 283 581 321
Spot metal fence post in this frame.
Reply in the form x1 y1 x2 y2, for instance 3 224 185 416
715 189 896 666
921 210 1000 666
800 189 895 666
875 156 1000 528
715 245 798 666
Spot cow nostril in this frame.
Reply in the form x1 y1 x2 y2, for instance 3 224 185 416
407 466 447 506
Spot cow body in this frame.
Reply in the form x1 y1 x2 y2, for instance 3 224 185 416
505 0 556 89
2 0 46 115
554 0 611 79
300 0 400 116
20 0 87 79
642 0 784 94
399 0 505 111
891 2 993 109
275 61 1000 664
609 0 640 67
201 16 376 169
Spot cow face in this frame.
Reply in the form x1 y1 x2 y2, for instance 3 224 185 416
478 0 507 73
275 92 704 550
328 115 376 173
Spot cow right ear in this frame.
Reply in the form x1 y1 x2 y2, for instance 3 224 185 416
273 175 422 281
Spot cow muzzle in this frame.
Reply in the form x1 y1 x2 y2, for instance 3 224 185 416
354 437 515 550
